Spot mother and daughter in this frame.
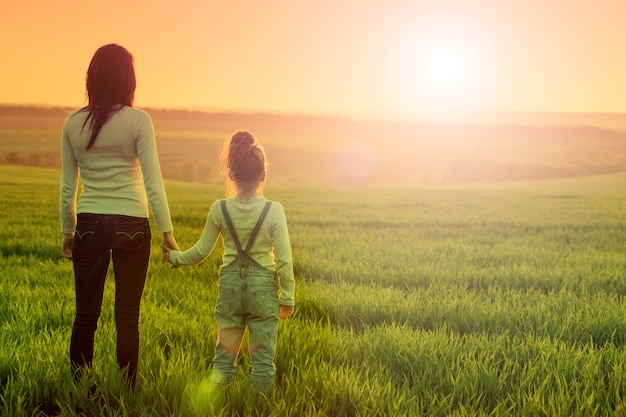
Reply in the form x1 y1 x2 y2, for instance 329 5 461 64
59 43 295 390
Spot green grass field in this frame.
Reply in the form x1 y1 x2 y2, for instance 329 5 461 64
1 164 626 416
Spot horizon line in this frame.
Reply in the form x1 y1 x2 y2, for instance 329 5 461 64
2 102 626 128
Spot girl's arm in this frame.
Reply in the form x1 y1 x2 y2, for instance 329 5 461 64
272 203 295 307
168 201 221 266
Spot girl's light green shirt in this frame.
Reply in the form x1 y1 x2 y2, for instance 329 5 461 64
168 197 295 306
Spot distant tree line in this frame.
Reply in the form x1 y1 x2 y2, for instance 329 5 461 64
159 160 218 184
2 149 625 186
441 156 626 184
0 152 222 184
1 152 61 169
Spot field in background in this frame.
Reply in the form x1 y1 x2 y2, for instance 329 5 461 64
1 165 626 416
1 105 626 186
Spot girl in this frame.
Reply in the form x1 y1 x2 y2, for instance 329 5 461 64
165 130 295 390
60 44 179 386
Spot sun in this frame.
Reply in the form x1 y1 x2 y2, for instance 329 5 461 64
415 34 478 104
421 42 469 90
392 25 488 113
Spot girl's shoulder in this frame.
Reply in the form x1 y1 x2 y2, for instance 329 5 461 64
263 199 286 220
210 197 284 215
265 199 283 209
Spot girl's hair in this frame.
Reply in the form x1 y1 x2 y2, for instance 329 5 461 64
220 130 267 196
82 44 136 150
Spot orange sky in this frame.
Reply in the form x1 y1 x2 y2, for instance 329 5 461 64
2 0 626 121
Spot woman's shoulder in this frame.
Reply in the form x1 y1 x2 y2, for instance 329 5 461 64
62 108 88 132
64 107 87 122
63 106 152 123
120 106 152 120
67 107 86 117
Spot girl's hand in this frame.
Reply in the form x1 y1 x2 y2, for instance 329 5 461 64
279 305 294 320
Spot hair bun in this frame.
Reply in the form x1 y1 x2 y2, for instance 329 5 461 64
230 130 255 150
224 130 266 185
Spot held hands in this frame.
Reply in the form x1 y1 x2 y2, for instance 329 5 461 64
161 231 180 267
62 233 74 260
279 305 294 320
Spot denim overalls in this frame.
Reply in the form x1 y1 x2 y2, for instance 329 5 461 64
210 200 280 389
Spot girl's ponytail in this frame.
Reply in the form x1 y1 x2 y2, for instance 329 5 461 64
228 131 256 169
221 130 267 195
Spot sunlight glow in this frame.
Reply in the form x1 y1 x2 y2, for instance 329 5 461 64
414 34 478 106
390 18 491 114
421 43 470 90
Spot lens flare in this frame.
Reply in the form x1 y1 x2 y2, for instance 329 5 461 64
185 376 222 416
334 140 378 181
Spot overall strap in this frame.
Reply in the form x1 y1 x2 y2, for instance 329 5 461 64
221 200 244 258
220 200 272 271
245 201 273 253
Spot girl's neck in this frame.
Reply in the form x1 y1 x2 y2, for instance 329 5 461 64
236 189 259 202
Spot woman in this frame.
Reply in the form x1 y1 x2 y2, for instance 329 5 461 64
59 43 179 386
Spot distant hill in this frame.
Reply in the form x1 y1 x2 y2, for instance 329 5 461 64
1 104 625 185
423 111 626 132
3 104 626 131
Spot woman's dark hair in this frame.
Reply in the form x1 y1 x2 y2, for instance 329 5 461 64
221 130 267 195
82 44 136 150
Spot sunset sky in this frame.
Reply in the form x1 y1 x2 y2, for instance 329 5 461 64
2 0 626 121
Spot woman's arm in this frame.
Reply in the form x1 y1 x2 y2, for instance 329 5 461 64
59 121 79 235
135 110 173 233
60 118 79 259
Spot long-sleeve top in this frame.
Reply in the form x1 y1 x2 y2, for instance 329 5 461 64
60 106 173 234
168 196 295 306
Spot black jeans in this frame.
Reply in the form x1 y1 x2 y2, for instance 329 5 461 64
70 213 151 385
